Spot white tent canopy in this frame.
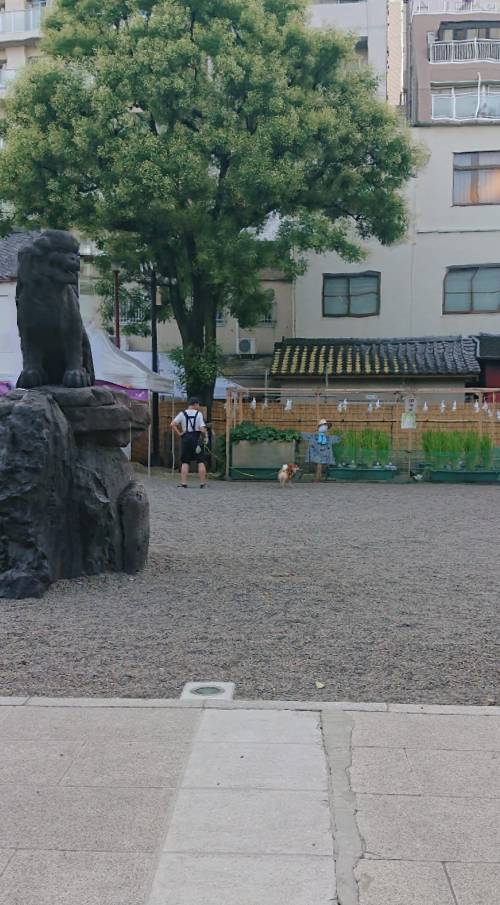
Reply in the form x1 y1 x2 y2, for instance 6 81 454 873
126 350 241 400
0 319 174 395
87 329 174 394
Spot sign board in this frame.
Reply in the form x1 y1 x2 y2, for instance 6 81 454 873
401 413 416 430
404 395 417 413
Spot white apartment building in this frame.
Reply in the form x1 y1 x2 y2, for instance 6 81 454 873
0 0 46 90
275 0 500 390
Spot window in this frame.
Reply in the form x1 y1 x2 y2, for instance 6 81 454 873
439 23 500 41
215 311 225 326
260 302 275 326
444 266 500 313
431 84 500 121
323 272 380 317
454 151 500 204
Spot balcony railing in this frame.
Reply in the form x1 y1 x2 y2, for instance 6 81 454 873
430 37 500 60
413 0 499 15
0 2 49 37
431 86 500 119
0 69 16 92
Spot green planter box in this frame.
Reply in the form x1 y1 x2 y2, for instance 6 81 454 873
327 466 396 482
230 440 296 481
429 469 500 484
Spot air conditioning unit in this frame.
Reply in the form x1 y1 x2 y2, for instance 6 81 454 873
238 338 256 355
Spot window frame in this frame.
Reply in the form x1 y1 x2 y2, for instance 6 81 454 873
443 263 500 314
453 150 500 206
322 271 381 318
259 300 276 326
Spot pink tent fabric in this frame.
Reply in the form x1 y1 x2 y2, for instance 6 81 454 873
94 380 148 402
0 380 148 401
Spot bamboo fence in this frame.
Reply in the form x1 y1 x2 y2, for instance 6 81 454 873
131 387 500 471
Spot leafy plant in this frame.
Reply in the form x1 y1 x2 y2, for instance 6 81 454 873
0 0 421 412
169 343 222 403
230 421 301 444
422 430 449 468
462 430 480 471
374 430 391 467
480 434 494 470
447 430 463 470
360 429 377 467
344 430 359 466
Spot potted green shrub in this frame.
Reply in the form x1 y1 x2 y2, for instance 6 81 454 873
360 429 377 468
447 430 462 470
422 430 448 469
344 430 359 467
374 430 390 467
229 421 301 479
463 430 480 471
480 434 494 470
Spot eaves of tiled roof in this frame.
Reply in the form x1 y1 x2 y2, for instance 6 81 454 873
0 229 40 282
271 337 481 378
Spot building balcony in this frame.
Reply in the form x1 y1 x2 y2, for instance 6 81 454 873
413 1 499 16
0 2 49 44
431 84 500 119
430 37 500 60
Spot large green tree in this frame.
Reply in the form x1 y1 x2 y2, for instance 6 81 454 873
0 0 421 409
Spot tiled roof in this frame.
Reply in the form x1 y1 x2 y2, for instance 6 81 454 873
0 229 40 281
271 337 481 378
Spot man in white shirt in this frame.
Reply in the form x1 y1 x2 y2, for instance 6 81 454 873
170 397 208 488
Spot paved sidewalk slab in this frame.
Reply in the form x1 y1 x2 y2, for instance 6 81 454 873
0 851 155 905
0 699 499 903
148 853 336 905
355 860 454 905
446 863 500 905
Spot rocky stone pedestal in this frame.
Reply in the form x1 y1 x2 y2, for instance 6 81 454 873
0 386 150 599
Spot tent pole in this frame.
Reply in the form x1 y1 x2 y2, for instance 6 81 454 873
171 393 175 474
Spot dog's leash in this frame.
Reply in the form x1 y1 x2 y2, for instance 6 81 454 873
202 441 281 480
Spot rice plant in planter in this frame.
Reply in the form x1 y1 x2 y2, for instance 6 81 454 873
360 429 377 467
422 430 447 468
374 430 390 467
344 430 359 466
333 434 344 466
447 430 463 470
480 434 494 470
462 430 480 471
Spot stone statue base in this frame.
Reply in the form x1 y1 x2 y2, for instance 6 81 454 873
0 386 150 599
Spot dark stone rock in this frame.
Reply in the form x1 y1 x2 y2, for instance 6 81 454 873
0 388 150 599
15 230 95 390
36 386 150 448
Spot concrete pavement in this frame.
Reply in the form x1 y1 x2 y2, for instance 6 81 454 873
0 697 499 904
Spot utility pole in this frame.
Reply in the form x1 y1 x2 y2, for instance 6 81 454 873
150 265 160 467
110 261 121 349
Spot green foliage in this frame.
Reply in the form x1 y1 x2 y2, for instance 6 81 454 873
422 430 448 467
374 430 390 467
447 430 463 470
169 343 222 400
462 430 480 471
0 0 421 407
422 429 495 470
480 434 494 470
344 430 359 465
230 421 301 444
360 428 377 467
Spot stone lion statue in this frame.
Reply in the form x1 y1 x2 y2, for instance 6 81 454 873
16 229 95 389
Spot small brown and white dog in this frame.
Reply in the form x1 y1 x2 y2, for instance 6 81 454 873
278 463 300 488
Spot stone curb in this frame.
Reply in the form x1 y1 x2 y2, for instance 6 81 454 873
1 696 499 713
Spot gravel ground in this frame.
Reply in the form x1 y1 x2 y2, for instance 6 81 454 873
1 475 500 703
